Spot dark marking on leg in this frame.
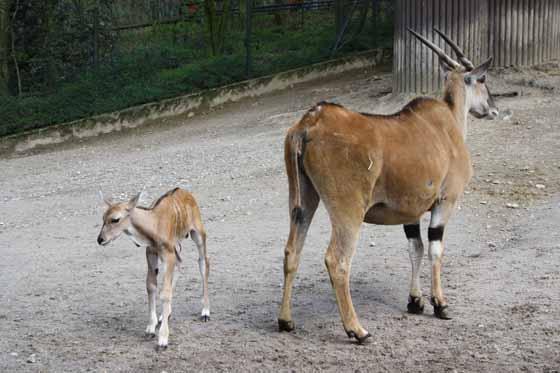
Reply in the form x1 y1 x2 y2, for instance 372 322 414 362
156 344 168 352
155 268 159 276
407 295 425 314
404 224 421 239
428 226 444 242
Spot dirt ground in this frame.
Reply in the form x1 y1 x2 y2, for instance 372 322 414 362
1 64 559 372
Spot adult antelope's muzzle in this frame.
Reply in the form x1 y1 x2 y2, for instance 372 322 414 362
487 89 498 120
488 107 499 120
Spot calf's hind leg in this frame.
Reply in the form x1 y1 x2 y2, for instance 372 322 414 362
191 228 210 321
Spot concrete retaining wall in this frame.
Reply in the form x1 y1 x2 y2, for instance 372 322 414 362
0 49 390 155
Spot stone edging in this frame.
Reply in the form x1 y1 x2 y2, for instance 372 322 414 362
0 48 391 155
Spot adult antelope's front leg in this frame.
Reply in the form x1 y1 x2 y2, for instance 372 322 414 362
428 200 456 320
191 228 210 321
404 223 425 314
145 248 159 337
325 222 370 343
157 248 176 348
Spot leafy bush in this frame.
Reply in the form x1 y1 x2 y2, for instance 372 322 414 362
0 6 393 137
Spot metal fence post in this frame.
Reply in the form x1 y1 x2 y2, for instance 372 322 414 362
245 0 252 78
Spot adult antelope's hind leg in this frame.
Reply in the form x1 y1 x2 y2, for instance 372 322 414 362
191 227 210 322
157 248 176 348
325 220 370 344
428 200 456 320
404 223 425 314
145 247 159 337
278 183 319 332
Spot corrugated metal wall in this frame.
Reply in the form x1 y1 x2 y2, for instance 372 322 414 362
489 0 560 66
394 0 560 93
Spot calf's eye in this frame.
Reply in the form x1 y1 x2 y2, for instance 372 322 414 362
111 217 120 224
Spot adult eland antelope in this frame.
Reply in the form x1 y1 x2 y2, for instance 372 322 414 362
277 29 498 343
97 188 210 348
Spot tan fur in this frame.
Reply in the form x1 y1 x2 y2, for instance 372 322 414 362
278 31 498 342
98 188 210 348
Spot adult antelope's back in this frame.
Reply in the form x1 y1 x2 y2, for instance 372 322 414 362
278 29 498 343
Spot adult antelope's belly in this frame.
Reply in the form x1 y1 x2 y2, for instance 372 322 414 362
365 183 439 225
363 203 427 225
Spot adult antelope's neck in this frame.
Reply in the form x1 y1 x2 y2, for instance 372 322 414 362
443 77 469 141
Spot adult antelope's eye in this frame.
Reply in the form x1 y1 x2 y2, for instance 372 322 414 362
478 75 486 84
111 217 120 224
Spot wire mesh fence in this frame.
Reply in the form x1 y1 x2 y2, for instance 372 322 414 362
0 0 393 136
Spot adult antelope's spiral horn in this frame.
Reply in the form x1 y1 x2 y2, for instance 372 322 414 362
407 28 462 70
433 28 475 71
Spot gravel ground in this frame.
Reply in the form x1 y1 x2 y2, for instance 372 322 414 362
1 65 559 372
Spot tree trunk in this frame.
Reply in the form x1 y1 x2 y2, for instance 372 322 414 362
0 0 12 95
272 0 284 26
204 0 230 56
335 0 346 36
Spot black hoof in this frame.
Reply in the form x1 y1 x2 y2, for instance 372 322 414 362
346 330 372 344
278 319 295 332
407 296 425 314
431 297 452 320
200 315 210 322
156 344 168 352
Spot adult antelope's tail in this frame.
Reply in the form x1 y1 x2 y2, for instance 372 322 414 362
285 106 321 224
285 129 304 224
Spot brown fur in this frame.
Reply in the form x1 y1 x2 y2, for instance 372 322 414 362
278 63 496 342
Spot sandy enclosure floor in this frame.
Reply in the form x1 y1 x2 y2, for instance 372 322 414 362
1 65 559 372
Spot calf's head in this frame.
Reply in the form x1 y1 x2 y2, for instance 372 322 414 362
97 192 141 246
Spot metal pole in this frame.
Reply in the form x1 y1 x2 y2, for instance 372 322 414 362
245 0 252 78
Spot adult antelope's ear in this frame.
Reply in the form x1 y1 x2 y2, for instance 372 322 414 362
468 56 493 81
127 192 143 210
99 191 112 207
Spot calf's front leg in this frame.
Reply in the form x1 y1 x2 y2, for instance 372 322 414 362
158 248 176 348
145 248 159 337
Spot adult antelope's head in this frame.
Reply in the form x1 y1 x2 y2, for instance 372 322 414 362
97 192 141 246
409 28 499 120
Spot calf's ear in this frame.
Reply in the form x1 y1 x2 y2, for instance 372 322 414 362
99 191 112 208
127 192 143 210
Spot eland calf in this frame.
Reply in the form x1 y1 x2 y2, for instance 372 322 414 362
97 187 210 348
278 29 498 343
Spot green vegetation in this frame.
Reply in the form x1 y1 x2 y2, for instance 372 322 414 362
0 3 393 137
